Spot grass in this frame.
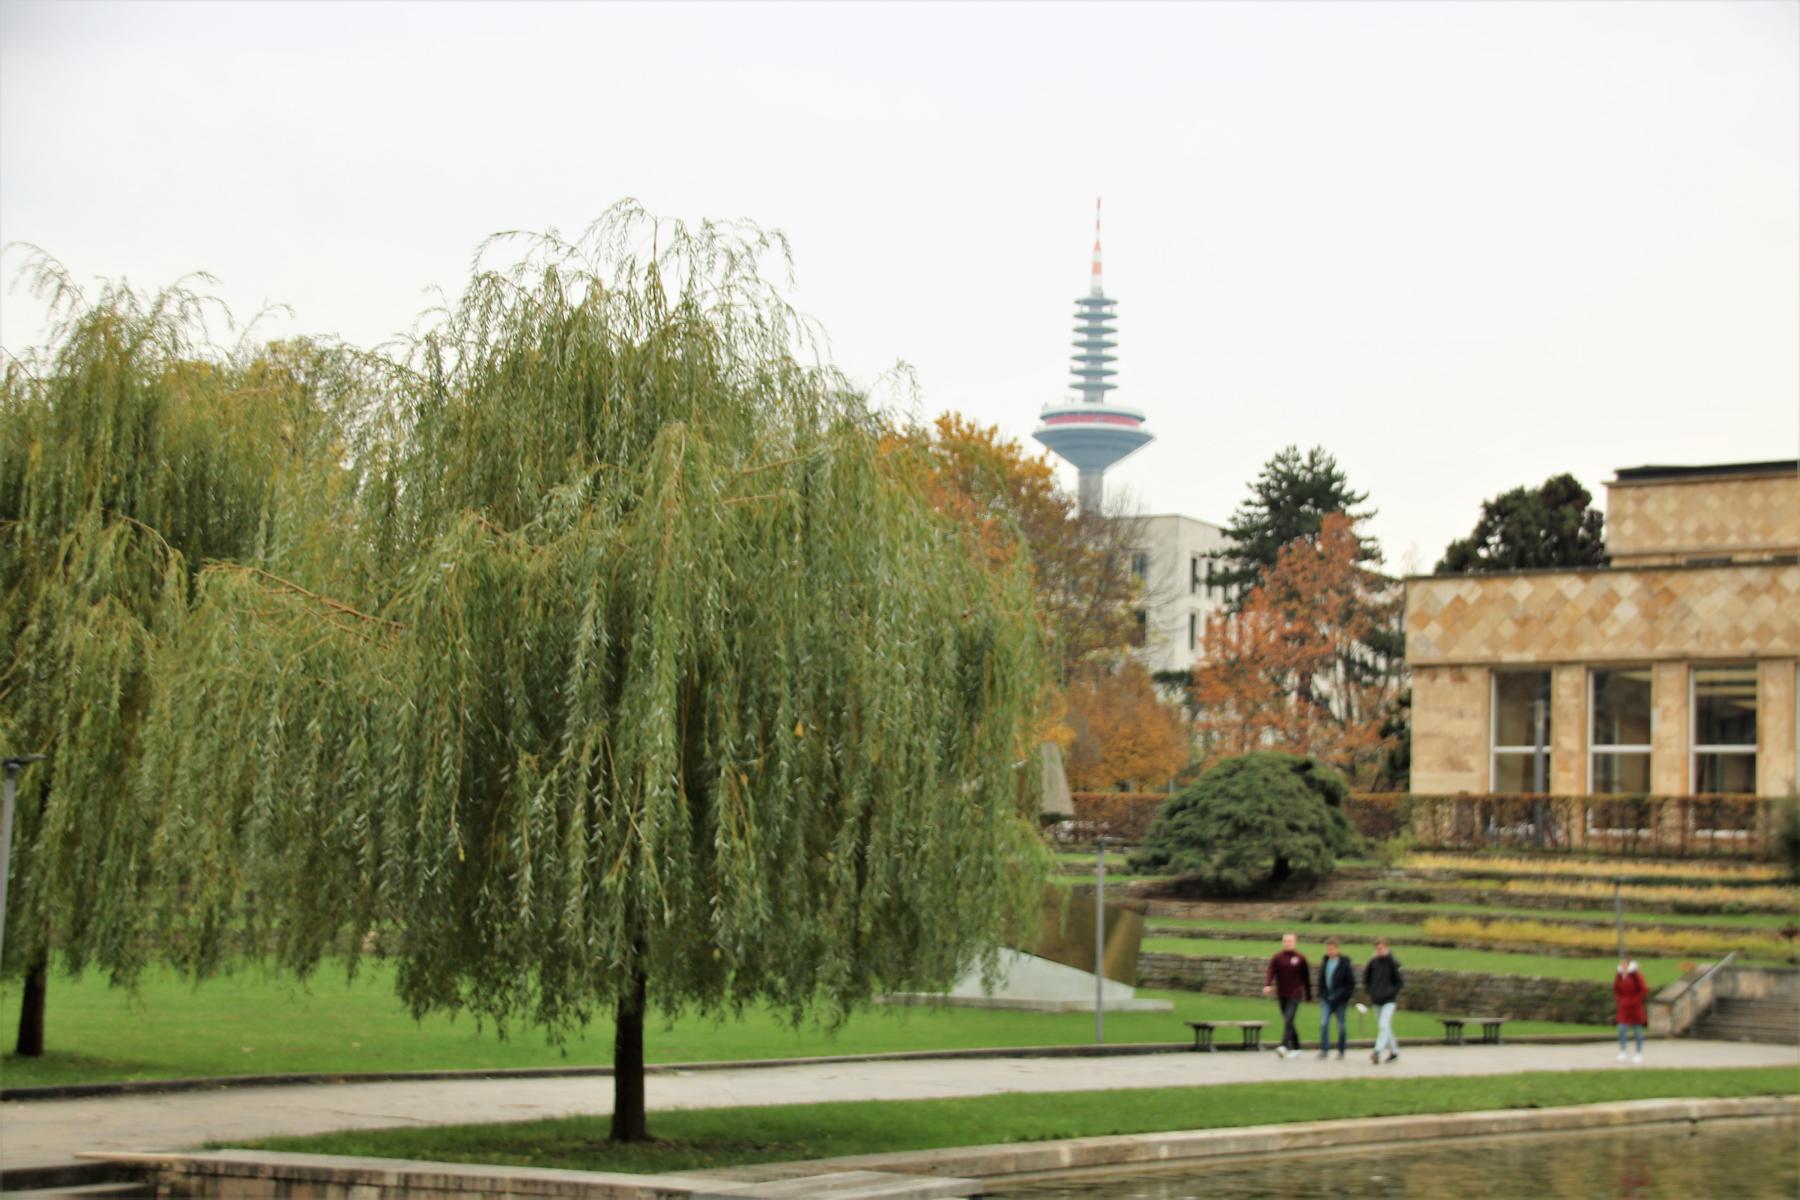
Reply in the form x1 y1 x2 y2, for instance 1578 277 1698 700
1139 937 1712 986
237 1066 1800 1175
0 964 1606 1090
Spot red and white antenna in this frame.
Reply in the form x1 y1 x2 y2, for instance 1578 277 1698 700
1089 197 1104 296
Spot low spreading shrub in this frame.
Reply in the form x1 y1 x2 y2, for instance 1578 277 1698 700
1419 916 1794 962
1407 853 1783 883
1488 878 1796 914
1129 753 1354 893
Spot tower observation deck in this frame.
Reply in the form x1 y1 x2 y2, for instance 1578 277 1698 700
1032 199 1152 514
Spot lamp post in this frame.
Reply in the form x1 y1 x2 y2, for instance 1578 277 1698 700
0 755 48 971
1094 835 1114 1043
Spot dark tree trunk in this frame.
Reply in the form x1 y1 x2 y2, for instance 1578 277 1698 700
608 964 649 1142
15 954 47 1057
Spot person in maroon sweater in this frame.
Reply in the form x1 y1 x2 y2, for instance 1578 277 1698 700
1263 933 1312 1058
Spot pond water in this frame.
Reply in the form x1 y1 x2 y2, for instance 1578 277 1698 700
989 1119 1798 1199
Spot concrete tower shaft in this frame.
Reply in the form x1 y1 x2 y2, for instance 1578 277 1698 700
1032 198 1152 514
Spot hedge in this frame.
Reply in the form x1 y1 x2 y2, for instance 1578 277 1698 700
1062 791 1783 861
1385 793 1777 860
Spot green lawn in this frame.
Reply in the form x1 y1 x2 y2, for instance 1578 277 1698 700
240 1066 1800 1175
1139 936 1712 986
0 964 1604 1090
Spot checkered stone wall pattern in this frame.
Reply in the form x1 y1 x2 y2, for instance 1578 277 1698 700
1607 472 1798 562
1405 563 1800 666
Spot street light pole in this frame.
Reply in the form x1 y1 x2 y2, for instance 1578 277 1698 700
1094 835 1113 1044
0 755 48 972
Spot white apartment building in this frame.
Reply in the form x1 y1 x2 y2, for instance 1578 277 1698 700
1128 513 1237 679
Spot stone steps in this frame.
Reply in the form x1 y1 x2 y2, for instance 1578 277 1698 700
1696 998 1799 1045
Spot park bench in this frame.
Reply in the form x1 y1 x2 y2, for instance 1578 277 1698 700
1185 1019 1266 1052
1439 1016 1508 1045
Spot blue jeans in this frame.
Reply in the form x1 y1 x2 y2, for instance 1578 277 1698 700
1319 1001 1348 1054
1375 1002 1399 1057
1618 1024 1644 1053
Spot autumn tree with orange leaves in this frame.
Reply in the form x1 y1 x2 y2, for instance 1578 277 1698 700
888 415 1192 788
1192 512 1401 786
886 413 1144 682
1065 660 1191 791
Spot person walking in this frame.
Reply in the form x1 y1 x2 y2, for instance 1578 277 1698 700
1263 933 1311 1059
1364 937 1404 1064
1316 938 1356 1059
1614 959 1649 1063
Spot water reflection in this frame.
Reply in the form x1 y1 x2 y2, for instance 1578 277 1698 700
992 1119 1797 1198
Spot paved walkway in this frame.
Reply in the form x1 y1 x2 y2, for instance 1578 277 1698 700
3 1041 1794 1174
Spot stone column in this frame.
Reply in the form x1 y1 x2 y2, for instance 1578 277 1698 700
1650 662 1689 795
1550 664 1586 793
1757 658 1797 797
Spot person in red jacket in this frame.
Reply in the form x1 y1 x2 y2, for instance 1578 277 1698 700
1614 959 1649 1063
1263 933 1312 1059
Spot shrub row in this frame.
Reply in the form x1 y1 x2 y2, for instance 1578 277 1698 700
1418 916 1796 962
1067 791 1790 863
1362 792 1781 860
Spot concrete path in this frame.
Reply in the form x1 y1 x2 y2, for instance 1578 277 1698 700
3 1041 1794 1174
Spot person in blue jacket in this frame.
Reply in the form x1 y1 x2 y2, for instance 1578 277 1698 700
1316 938 1356 1059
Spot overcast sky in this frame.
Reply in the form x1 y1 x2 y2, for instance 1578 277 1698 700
3 1 1796 570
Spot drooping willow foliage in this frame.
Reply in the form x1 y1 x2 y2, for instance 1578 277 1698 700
139 207 1050 1055
0 261 331 991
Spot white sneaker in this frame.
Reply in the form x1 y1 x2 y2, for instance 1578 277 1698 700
1275 1046 1289 1059
1617 1051 1628 1061
1633 1054 1643 1064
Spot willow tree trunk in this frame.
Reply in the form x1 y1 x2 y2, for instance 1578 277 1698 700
609 964 649 1142
15 955 47 1056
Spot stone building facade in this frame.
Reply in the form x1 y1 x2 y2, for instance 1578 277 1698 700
1405 461 1798 797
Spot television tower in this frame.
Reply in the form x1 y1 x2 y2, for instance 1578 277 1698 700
1032 198 1152 514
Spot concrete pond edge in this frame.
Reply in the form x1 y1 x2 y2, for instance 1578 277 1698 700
80 1094 1799 1199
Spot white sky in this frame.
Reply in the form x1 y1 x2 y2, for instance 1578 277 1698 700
3 0 1796 570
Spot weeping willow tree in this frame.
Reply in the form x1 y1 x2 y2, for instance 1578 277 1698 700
0 262 345 1055
142 207 1050 1141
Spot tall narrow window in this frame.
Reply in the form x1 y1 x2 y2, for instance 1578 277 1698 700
1590 668 1651 793
1204 559 1215 598
1131 608 1147 647
1692 665 1757 793
1190 555 1202 595
1131 552 1149 583
1188 611 1197 651
1492 670 1552 793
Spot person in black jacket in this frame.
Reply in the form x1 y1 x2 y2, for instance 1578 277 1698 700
1363 938 1404 1064
1316 938 1356 1059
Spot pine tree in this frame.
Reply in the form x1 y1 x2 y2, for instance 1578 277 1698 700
1435 473 1607 574
1211 446 1377 608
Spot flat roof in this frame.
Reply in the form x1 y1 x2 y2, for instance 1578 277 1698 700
1612 460 1797 483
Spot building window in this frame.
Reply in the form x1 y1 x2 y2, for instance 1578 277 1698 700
1131 608 1147 647
1590 668 1651 793
1692 665 1756 793
1204 559 1216 598
1190 555 1201 595
1131 552 1149 583
1492 669 1551 793
1188 611 1197 651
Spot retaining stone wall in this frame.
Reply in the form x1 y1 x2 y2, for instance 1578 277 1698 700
1138 953 1612 1025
